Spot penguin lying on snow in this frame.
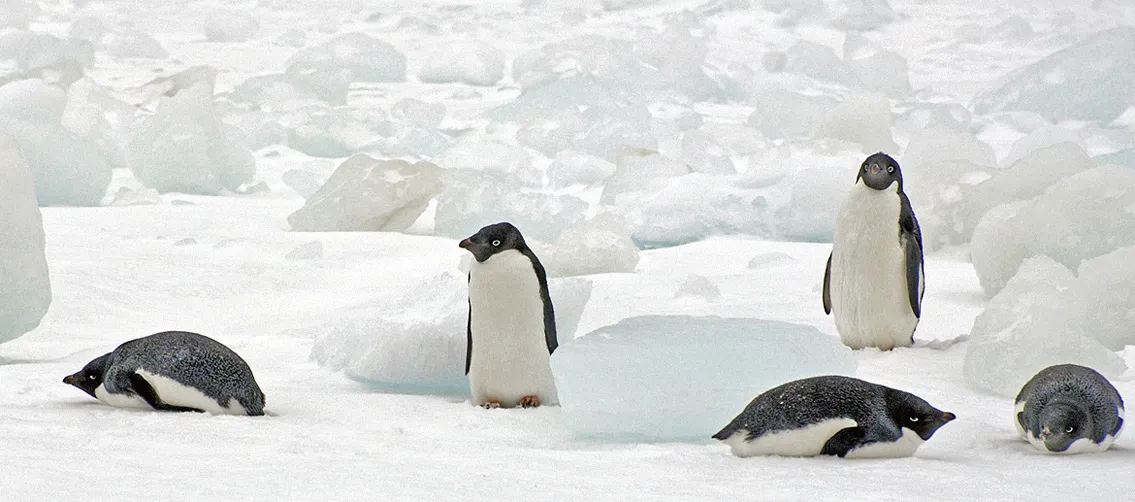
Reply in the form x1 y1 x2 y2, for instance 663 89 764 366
1016 364 1125 454
460 222 558 409
713 376 955 458
824 152 924 350
64 331 265 416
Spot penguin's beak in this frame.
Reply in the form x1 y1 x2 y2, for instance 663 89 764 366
940 412 956 422
1039 427 1052 441
459 238 473 249
63 374 76 386
869 164 882 175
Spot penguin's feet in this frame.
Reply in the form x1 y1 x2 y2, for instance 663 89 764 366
520 395 541 408
482 400 501 409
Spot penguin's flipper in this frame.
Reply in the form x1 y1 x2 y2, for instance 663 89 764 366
527 252 558 356
127 372 203 413
465 298 473 376
822 252 833 315
821 426 867 457
899 192 924 318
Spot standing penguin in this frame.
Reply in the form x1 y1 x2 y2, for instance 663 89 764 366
713 375 955 458
63 331 265 416
460 222 558 409
823 152 924 350
1015 364 1125 454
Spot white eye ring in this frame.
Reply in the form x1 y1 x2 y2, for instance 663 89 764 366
1065 426 1074 433
88 375 97 380
887 166 894 173
909 416 919 422
492 239 501 247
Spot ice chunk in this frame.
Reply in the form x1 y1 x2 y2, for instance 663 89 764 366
434 169 588 243
972 27 1135 124
0 134 50 343
288 155 443 232
515 102 656 160
281 169 323 199
281 104 393 158
601 152 690 204
680 130 735 175
620 173 772 248
600 0 660 10
1074 247 1135 350
849 50 911 98
538 213 640 277
829 0 896 31
390 98 445 129
418 42 504 86
674 275 720 301
747 86 837 140
1094 148 1135 169
895 102 972 131
1001 125 1084 168
0 79 112 206
126 80 255 194
550 315 857 442
62 77 134 170
963 256 1126 397
815 91 898 153
434 138 540 187
0 32 94 71
311 272 592 395
971 165 1135 297
775 165 856 243
104 30 167 59
784 41 862 89
0 1 40 29
287 33 406 83
547 151 616 188
231 71 349 108
203 11 259 42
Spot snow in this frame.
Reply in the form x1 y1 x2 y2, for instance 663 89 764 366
287 155 444 232
2 0 1135 498
202 10 260 43
972 26 1135 124
0 78 111 206
550 315 857 442
127 79 255 195
0 134 50 343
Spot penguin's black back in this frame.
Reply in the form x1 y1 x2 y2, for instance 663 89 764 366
1016 364 1124 440
713 376 889 440
105 331 265 415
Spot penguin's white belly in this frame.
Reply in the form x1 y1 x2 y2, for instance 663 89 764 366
830 184 919 350
468 250 558 408
722 418 858 457
95 384 150 410
135 369 248 415
844 428 926 458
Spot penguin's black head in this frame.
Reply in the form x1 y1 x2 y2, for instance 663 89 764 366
886 389 956 440
1036 400 1091 452
63 353 111 398
459 222 527 263
857 152 903 191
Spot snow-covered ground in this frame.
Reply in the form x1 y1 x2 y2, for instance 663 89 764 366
2 0 1134 500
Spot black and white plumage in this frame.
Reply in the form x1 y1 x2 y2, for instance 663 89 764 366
713 376 955 458
1015 364 1125 454
63 331 265 416
823 152 925 350
460 222 558 409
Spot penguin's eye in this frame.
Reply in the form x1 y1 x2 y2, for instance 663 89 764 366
863 165 869 171
887 166 894 173
491 239 501 247
1066 426 1075 433
88 374 97 381
909 416 919 423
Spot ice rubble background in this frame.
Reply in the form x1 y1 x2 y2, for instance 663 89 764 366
0 0 1134 498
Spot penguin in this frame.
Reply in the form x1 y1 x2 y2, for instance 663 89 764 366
460 222 558 409
63 331 265 416
823 152 924 350
1015 364 1125 454
713 375 955 458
